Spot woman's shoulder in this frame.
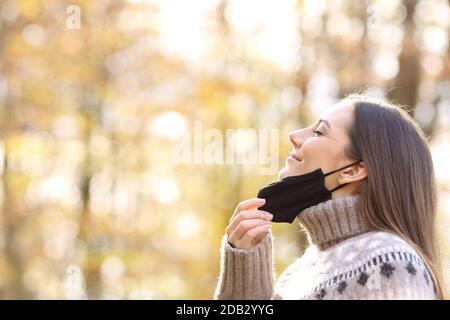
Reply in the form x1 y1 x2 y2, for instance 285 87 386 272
304 230 432 284
283 230 419 282
330 230 417 254
299 230 418 267
304 231 437 299
274 230 437 299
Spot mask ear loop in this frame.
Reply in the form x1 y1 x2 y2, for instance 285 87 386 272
324 160 362 193
329 182 350 193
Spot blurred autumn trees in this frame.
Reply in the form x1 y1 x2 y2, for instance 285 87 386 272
0 0 449 299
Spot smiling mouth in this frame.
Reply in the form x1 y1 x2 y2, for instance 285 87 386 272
289 153 302 162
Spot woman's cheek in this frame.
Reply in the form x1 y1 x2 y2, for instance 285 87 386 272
300 140 317 161
302 141 329 168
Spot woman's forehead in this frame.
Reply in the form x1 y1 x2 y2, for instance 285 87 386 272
321 101 354 131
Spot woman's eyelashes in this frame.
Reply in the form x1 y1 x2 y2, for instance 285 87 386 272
312 129 323 137
311 122 326 137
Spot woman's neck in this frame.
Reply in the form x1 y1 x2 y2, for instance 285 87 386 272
296 194 373 250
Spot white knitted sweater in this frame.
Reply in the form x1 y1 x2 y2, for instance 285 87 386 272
214 195 436 300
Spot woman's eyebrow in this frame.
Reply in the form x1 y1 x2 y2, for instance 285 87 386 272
318 118 331 128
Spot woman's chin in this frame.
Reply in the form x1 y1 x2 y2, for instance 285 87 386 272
278 165 304 180
278 167 294 180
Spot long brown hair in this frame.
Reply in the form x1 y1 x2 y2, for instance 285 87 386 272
343 93 445 299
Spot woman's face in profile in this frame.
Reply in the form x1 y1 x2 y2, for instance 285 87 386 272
278 101 355 188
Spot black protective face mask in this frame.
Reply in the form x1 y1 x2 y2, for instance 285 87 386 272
256 160 362 224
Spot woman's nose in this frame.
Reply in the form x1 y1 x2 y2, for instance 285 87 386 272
289 129 305 148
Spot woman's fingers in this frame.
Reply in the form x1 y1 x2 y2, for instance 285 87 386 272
226 198 272 249
251 226 270 245
228 218 272 245
230 198 266 222
226 209 273 236
233 224 272 249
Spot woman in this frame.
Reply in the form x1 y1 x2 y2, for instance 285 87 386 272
214 94 444 300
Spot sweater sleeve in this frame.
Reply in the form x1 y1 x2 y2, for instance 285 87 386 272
213 231 276 300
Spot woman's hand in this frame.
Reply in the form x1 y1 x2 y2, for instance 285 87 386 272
226 198 273 249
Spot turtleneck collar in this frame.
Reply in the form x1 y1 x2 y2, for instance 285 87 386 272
296 194 373 251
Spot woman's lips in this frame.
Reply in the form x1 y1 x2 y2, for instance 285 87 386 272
289 153 302 162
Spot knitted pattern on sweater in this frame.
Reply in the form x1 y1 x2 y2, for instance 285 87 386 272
214 194 436 300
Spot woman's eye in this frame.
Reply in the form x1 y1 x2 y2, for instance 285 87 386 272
313 130 323 136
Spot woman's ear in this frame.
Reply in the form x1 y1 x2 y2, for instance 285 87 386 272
339 161 367 184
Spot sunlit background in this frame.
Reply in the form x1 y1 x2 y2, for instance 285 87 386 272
0 0 449 299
